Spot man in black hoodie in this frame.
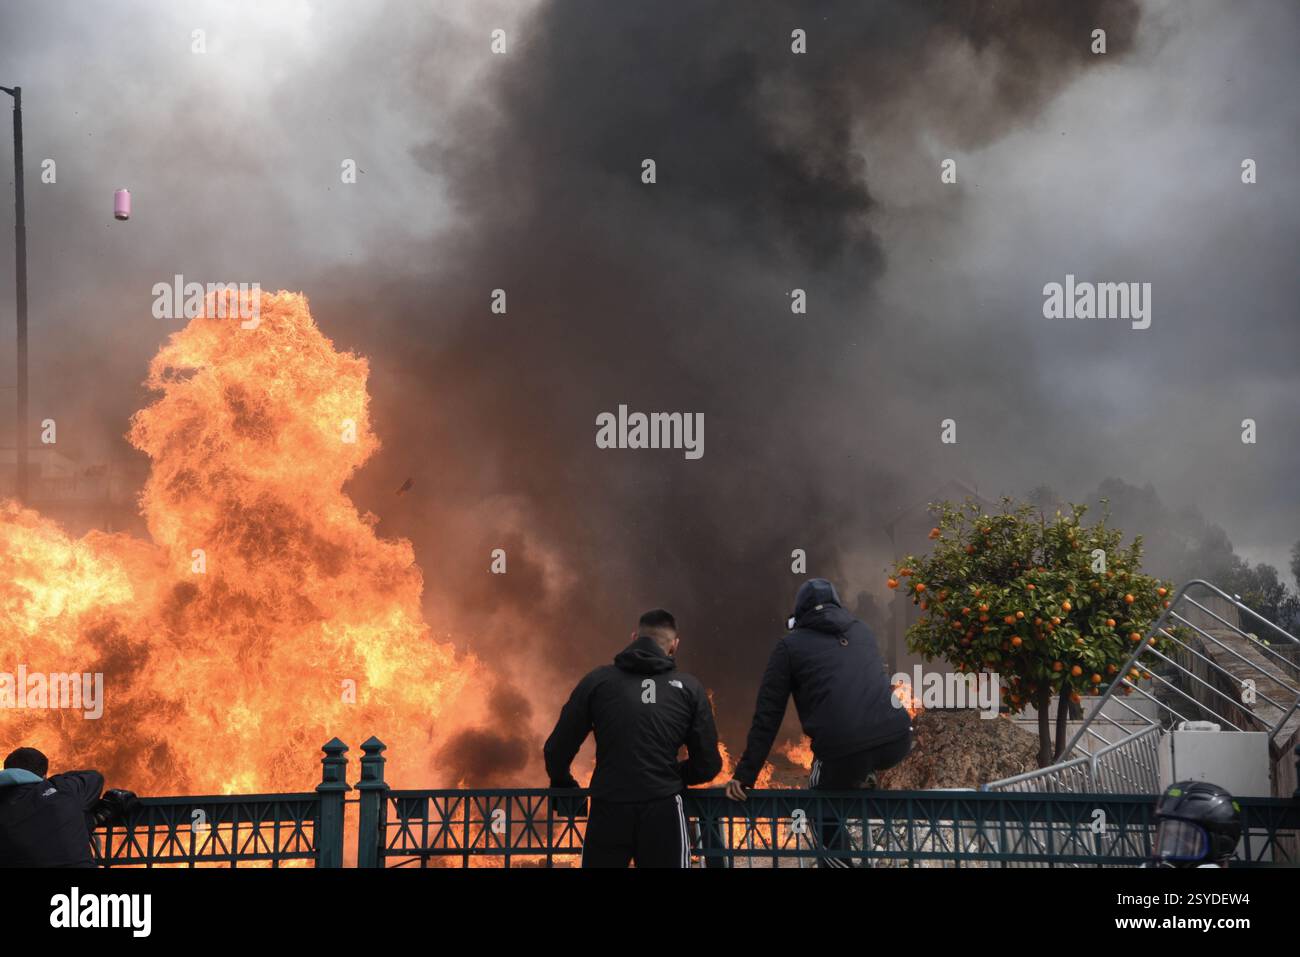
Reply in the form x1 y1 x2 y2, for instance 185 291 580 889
544 608 722 868
724 579 913 867
0 747 104 867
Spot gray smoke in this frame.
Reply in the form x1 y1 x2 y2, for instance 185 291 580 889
3 0 1298 771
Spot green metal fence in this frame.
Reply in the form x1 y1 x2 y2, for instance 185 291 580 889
91 736 1300 868
93 737 350 868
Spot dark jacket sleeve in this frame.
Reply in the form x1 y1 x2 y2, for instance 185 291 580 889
733 640 792 787
48 770 105 811
543 672 596 788
677 684 723 786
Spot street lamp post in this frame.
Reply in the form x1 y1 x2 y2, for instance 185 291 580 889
0 85 26 504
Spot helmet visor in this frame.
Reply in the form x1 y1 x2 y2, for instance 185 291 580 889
1154 819 1209 862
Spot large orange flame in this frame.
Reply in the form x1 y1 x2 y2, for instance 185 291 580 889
1 292 492 794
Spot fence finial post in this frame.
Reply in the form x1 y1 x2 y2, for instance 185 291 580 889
316 738 351 868
356 736 389 869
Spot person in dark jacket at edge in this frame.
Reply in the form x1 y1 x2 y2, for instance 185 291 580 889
0 746 138 867
544 609 723 868
724 578 914 868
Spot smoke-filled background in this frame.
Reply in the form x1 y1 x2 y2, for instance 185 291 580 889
1 0 1298 782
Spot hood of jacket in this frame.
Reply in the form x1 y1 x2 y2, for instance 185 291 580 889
791 578 842 622
0 768 43 788
793 601 856 635
613 635 678 675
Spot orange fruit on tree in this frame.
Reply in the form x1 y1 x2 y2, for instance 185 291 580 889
915 582 927 593
1052 661 1063 672
1130 632 1142 642
1003 615 1016 625
1015 610 1025 620
1061 600 1072 613
1071 665 1083 677
1124 594 1135 604
887 578 899 589
1091 673 1102 684
1106 619 1115 628
929 527 941 540
1011 636 1022 647
1157 587 1167 597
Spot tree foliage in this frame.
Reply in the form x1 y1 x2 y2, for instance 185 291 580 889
888 498 1174 767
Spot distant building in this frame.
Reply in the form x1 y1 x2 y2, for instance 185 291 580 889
0 446 148 535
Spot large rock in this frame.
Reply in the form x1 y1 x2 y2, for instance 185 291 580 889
878 709 1041 789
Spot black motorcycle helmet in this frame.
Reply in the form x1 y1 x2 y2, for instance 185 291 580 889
1151 780 1242 867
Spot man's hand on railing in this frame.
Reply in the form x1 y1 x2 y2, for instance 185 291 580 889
549 790 589 820
723 779 747 802
87 788 140 829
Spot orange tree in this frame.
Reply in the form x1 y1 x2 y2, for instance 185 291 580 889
888 499 1173 767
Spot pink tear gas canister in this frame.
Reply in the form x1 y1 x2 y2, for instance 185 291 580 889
114 188 131 221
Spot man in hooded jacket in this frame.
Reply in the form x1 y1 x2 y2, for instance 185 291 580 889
0 747 104 868
544 608 722 868
724 578 913 867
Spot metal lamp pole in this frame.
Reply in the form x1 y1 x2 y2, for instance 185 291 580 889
0 85 26 504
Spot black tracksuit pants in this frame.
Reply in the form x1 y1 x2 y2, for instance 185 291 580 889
809 731 913 868
581 794 690 868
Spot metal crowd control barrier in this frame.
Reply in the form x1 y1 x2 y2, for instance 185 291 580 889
985 580 1300 795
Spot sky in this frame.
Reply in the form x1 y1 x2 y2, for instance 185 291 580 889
0 0 1296 751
